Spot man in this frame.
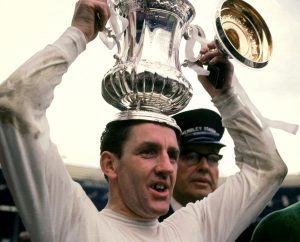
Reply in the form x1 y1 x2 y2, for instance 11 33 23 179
0 0 287 241
159 108 225 221
158 109 260 242
157 109 258 241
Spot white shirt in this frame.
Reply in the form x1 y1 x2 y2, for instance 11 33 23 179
170 197 183 212
0 27 287 242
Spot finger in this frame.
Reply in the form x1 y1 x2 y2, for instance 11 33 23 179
199 49 219 63
209 55 228 65
207 41 217 49
200 46 209 54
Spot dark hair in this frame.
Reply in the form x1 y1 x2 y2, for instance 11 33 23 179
100 119 180 158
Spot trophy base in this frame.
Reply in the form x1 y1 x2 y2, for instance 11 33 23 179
110 110 181 133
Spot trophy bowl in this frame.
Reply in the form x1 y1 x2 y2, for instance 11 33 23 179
102 61 193 115
101 0 195 116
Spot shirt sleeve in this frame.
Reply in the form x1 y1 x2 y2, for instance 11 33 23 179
209 88 287 241
165 88 287 242
0 27 97 242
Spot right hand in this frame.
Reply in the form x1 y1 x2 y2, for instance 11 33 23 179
71 0 110 42
197 41 234 98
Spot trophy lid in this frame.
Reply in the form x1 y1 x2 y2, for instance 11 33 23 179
109 110 181 134
214 0 273 68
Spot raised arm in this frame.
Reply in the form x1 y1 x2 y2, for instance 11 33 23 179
198 41 287 241
0 1 109 241
167 41 287 242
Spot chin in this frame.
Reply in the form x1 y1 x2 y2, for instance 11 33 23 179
151 203 169 216
195 188 213 196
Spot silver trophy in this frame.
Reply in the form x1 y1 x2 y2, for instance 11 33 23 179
100 0 272 129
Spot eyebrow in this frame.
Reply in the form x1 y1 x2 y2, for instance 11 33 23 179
137 141 179 153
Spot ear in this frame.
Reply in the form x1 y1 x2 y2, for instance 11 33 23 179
100 151 118 180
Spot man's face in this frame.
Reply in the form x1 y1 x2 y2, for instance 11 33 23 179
114 123 179 219
173 144 220 206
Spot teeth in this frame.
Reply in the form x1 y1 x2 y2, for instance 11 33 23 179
156 184 164 189
151 184 166 192
155 184 165 191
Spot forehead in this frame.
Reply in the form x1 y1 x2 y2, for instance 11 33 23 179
128 123 179 148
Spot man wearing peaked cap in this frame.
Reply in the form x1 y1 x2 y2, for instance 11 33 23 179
173 108 225 148
159 108 226 221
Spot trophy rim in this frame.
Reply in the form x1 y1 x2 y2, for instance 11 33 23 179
110 110 182 133
115 0 196 24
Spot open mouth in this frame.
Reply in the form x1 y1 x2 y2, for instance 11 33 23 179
151 184 167 192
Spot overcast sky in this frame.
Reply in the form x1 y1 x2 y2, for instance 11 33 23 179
1 0 299 177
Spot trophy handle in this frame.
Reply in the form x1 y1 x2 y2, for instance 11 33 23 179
184 25 207 63
182 25 210 76
98 0 128 54
183 25 227 89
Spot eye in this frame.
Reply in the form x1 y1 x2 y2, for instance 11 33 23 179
185 152 198 160
207 154 222 164
168 150 179 164
181 151 199 164
139 148 158 159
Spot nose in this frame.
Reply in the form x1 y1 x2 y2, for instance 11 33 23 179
155 153 176 176
197 157 210 172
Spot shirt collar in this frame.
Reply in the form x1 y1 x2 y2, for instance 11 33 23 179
170 197 183 211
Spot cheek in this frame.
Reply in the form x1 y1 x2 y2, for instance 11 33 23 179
118 160 150 190
118 169 141 202
119 165 141 184
176 166 192 183
213 168 219 178
210 169 219 184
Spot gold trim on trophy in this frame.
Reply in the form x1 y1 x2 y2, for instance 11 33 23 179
215 0 272 68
